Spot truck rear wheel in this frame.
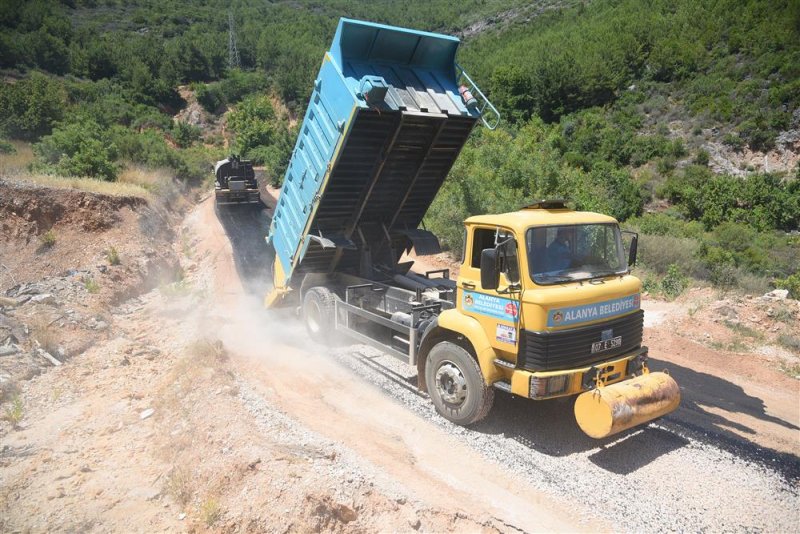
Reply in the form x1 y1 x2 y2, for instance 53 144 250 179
303 287 338 344
425 341 494 425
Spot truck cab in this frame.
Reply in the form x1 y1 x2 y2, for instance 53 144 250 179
450 200 645 402
412 200 678 437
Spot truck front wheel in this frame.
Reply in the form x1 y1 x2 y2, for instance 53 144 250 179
425 341 494 425
303 287 338 344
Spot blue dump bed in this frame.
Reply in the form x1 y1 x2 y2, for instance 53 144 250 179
268 18 483 290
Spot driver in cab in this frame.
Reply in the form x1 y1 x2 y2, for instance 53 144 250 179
546 228 574 271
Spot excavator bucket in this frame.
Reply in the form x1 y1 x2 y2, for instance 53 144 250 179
574 371 680 439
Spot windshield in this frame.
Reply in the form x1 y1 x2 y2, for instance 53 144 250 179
526 224 627 285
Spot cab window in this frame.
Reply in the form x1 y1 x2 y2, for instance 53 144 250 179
470 227 520 284
470 228 496 268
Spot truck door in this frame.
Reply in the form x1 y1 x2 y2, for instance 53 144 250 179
457 226 521 358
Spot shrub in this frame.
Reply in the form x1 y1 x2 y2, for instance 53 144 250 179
3 396 24 427
694 149 709 166
656 156 676 174
40 229 56 248
778 334 800 352
227 94 293 182
0 72 67 140
83 277 100 294
775 273 800 300
661 263 689 300
170 120 201 148
106 246 120 265
638 234 703 277
201 498 221 526
0 139 16 154
34 120 118 180
722 132 745 151
30 315 59 355
195 82 224 113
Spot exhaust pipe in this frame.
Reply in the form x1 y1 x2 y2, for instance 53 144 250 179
574 371 680 439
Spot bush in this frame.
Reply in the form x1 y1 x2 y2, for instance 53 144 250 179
638 234 703 277
195 82 224 114
660 264 689 300
170 120 201 148
34 120 118 180
227 94 293 182
775 273 800 300
106 246 120 265
0 73 67 140
40 229 56 248
694 149 709 166
83 276 100 293
0 139 15 154
722 132 745 151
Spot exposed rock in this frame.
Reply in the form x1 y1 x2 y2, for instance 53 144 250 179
0 313 27 343
30 293 57 305
0 345 20 357
762 289 789 301
714 304 738 320
140 408 155 420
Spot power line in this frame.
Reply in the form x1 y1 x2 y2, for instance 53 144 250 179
228 12 240 70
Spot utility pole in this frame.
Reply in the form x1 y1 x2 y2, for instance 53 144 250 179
228 12 240 70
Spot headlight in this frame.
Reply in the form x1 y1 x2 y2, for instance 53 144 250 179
529 374 569 399
626 350 649 376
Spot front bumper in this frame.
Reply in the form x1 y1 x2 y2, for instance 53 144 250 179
507 347 648 400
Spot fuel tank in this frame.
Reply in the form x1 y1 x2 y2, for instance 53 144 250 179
574 371 680 439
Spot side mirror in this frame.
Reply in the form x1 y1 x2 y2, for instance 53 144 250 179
626 232 638 268
480 248 500 290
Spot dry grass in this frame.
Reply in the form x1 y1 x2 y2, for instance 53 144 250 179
118 165 172 194
166 466 193 507
200 497 222 526
30 315 60 355
3 396 24 426
0 143 153 198
106 246 121 265
4 171 152 199
778 334 800 353
0 140 34 175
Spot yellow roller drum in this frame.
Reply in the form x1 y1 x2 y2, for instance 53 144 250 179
574 371 680 439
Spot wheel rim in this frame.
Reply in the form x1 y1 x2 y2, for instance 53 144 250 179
434 361 468 406
306 300 322 334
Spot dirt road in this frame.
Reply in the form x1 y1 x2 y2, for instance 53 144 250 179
199 198 799 531
2 194 798 532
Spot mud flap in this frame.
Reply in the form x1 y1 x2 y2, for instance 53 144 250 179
574 371 680 439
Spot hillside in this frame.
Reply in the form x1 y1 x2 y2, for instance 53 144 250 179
1 0 798 298
1 3 799 531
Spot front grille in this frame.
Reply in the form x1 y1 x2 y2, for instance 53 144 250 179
518 310 643 372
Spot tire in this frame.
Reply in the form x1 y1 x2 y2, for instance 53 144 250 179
425 341 494 426
303 287 338 344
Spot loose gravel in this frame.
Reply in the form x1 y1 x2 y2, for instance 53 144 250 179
323 343 799 532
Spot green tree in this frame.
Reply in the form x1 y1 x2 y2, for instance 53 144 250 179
0 73 67 140
34 119 118 180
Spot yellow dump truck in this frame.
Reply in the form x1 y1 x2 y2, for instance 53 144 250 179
264 19 679 438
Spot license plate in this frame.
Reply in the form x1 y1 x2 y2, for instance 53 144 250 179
591 336 622 353
229 180 246 191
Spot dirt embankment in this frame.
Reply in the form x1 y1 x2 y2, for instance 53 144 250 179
0 180 180 289
0 180 182 404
